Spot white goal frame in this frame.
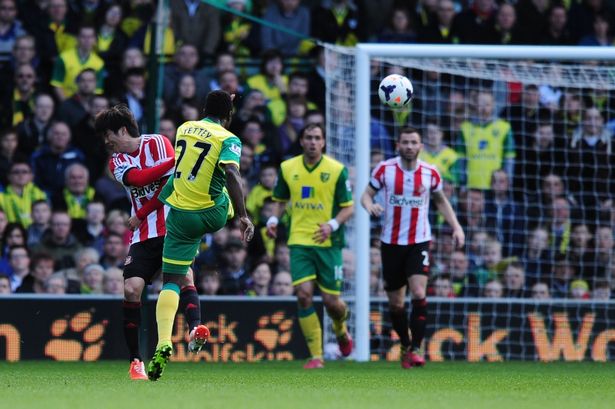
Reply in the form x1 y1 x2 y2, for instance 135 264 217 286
353 44 615 362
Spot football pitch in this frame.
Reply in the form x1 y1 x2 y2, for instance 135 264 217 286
1 361 614 409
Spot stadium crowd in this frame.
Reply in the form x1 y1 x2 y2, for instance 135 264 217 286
0 0 613 300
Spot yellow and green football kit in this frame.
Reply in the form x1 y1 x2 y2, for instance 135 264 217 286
272 154 353 294
0 183 47 227
456 119 516 190
419 146 459 184
160 118 242 275
50 49 105 98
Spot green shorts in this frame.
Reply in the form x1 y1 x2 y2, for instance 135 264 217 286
162 199 229 275
289 246 343 295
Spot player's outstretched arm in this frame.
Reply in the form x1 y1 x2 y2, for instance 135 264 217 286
222 163 254 242
124 158 175 187
432 190 465 249
360 185 384 217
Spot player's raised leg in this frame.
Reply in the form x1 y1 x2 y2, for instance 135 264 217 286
123 276 148 380
407 274 428 367
180 268 209 353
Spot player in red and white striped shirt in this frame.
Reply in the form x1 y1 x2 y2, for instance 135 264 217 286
361 126 464 369
96 105 208 380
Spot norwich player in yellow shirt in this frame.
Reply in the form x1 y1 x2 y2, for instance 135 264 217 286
267 124 354 369
147 90 254 381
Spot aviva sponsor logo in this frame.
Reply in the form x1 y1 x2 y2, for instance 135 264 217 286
389 195 424 207
294 201 324 210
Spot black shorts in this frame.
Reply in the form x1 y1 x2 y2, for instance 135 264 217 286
123 236 164 284
380 241 430 291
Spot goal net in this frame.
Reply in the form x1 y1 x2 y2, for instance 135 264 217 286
324 44 615 362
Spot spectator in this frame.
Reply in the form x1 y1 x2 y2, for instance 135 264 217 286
550 196 572 257
0 161 47 227
230 89 268 136
246 165 277 218
567 107 612 224
483 3 521 45
261 0 310 56
16 93 54 157
72 200 105 252
51 24 104 101
448 250 477 296
198 266 221 296
0 208 7 245
95 3 128 76
70 94 109 181
471 238 502 288
31 121 86 196
57 68 97 129
432 275 454 297
219 238 249 295
102 266 123 295
467 230 489 269
418 0 458 43
219 68 244 102
503 262 529 298
0 128 23 187
456 90 515 190
221 0 258 57
569 224 595 280
245 262 272 296
276 95 307 159
579 12 614 45
7 245 30 291
515 123 565 204
531 282 551 299
100 231 126 269
104 209 130 243
51 163 98 220
521 226 553 286
26 199 51 246
0 63 38 129
378 6 417 43
0 273 11 293
458 188 488 236
271 270 293 296
515 0 550 44
551 255 576 298
419 120 458 184
31 210 82 270
162 44 210 108
312 0 364 47
158 117 177 145
119 68 146 126
81 262 103 294
246 49 288 103
484 170 524 257
483 279 503 298
16 251 54 293
204 51 236 93
44 272 67 294
0 0 26 60
195 228 229 270
541 5 573 45
105 47 146 99
569 0 613 43
273 241 290 274
60 246 99 290
452 0 496 44
0 35 39 95
592 279 612 300
305 46 326 111
593 226 614 282
570 279 591 299
170 0 220 57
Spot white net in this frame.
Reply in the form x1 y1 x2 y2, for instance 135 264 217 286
324 44 615 361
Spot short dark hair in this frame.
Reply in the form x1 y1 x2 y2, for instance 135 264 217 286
31 199 50 211
398 126 421 141
289 71 308 83
124 67 145 79
299 123 325 140
31 251 55 269
202 90 234 121
95 103 140 139
76 68 96 81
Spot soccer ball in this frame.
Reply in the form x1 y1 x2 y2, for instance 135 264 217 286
378 74 413 109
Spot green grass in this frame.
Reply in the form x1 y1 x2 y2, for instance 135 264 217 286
1 361 614 409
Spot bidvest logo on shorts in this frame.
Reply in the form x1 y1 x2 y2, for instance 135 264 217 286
388 194 424 207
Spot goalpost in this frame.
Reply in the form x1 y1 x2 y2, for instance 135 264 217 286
324 44 615 362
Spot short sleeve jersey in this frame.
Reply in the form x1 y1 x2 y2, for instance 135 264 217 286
163 118 242 211
456 119 515 189
272 154 353 248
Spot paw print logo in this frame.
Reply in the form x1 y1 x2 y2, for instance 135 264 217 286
254 311 293 350
44 311 107 361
